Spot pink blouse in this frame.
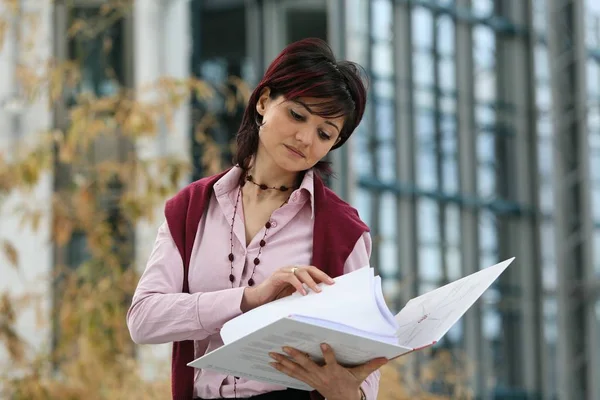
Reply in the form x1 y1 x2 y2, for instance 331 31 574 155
126 167 380 399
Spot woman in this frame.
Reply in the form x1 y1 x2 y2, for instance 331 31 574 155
126 38 388 400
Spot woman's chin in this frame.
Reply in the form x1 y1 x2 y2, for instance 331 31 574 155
274 157 310 173
287 162 313 173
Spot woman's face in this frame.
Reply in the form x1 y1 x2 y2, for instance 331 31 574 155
255 88 345 172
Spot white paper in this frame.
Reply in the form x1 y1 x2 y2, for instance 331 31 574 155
373 275 398 328
190 257 516 390
189 317 413 391
394 257 515 349
287 315 398 343
220 266 397 344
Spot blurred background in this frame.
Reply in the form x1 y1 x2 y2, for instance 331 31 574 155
1 0 600 399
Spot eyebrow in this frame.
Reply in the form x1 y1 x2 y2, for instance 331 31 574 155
294 101 341 133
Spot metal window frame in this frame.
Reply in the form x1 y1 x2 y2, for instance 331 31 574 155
493 0 544 395
351 0 549 398
546 1 600 399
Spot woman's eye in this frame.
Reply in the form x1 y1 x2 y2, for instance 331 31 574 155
318 130 331 140
290 110 304 121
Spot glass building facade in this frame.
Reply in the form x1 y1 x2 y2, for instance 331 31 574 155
190 0 600 399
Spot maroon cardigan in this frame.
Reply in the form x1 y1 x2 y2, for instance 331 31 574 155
164 169 369 400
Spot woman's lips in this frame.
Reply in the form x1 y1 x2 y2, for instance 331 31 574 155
284 145 305 158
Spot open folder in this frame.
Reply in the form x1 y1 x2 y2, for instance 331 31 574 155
188 257 515 391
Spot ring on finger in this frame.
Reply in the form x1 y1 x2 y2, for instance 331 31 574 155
291 266 299 275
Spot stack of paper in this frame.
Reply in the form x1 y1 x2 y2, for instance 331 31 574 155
188 258 515 390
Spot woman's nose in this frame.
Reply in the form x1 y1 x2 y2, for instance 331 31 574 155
295 128 313 145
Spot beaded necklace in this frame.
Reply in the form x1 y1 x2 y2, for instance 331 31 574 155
227 173 295 397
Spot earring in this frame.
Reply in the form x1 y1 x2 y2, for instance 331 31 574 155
254 115 264 128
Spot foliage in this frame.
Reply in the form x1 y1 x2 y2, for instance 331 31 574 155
0 1 473 399
378 349 474 400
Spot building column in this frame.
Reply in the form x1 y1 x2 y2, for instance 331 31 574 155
546 0 599 399
494 0 544 396
454 0 484 396
133 0 192 379
327 0 353 201
246 0 265 83
393 0 418 310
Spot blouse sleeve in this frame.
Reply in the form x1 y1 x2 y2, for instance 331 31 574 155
343 231 381 400
126 221 246 344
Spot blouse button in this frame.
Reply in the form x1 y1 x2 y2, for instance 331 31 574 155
269 220 277 228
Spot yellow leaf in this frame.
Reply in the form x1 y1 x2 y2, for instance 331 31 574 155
21 155 41 186
53 216 74 247
67 19 86 38
58 143 75 163
2 240 18 269
100 3 115 16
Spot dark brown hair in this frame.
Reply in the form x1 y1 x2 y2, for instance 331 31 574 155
233 38 368 176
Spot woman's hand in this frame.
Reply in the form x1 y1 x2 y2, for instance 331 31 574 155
241 265 334 312
269 343 388 400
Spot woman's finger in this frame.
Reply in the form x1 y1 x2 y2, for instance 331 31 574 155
269 352 311 382
294 269 321 293
281 270 307 295
320 343 338 365
306 266 335 285
282 346 319 370
349 357 389 382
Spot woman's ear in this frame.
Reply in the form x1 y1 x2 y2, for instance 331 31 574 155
256 87 271 116
334 134 343 146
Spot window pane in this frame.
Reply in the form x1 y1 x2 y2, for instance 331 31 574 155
478 165 496 198
418 245 442 282
477 132 496 163
543 296 558 397
413 52 435 86
442 157 458 193
415 88 435 109
445 245 462 281
354 188 373 227
592 187 600 221
416 114 438 190
418 199 440 243
376 141 396 181
479 211 498 253
380 193 397 238
380 239 397 277
595 230 600 277
473 26 496 103
533 0 547 34
412 8 434 49
437 16 455 55
191 4 247 178
67 7 125 101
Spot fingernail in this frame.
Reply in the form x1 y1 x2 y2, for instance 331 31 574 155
328 278 335 284
269 352 278 359
282 347 291 354
269 362 278 368
315 286 321 292
320 343 328 351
